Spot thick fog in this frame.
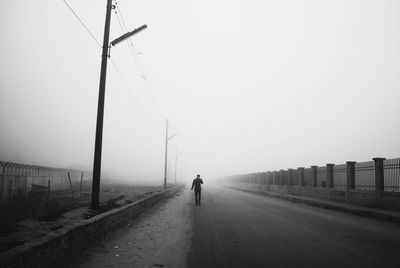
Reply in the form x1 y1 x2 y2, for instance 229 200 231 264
1 0 399 184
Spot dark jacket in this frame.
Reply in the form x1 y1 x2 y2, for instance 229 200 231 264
191 178 203 191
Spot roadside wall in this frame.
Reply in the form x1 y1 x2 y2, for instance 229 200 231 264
0 184 184 268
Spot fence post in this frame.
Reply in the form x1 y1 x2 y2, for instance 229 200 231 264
67 172 75 199
79 172 84 198
327 163 334 200
297 167 304 193
47 180 51 200
327 164 335 189
373 157 385 204
0 162 5 202
346 161 356 200
279 170 284 187
311 166 318 187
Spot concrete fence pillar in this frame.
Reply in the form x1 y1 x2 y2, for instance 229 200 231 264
297 167 304 189
288 169 293 186
311 166 318 187
280 170 284 186
373 157 385 203
346 161 356 190
0 163 6 202
346 161 356 200
327 164 335 189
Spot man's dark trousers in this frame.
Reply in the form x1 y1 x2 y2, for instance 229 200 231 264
195 189 201 205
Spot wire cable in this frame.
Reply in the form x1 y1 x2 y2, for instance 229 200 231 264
60 0 156 124
61 0 102 47
109 59 153 121
112 1 165 117
113 8 145 77
113 3 146 77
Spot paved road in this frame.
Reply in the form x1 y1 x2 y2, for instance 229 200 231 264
72 185 400 268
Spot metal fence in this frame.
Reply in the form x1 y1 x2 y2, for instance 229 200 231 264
384 158 400 192
355 161 375 191
304 168 313 186
223 157 400 193
317 166 327 187
0 161 91 202
333 164 347 190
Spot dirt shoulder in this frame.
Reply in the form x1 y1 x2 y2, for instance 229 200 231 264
0 183 168 253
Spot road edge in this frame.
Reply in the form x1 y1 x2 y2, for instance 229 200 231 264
224 185 400 224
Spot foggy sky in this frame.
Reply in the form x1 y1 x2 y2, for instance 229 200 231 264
1 0 399 184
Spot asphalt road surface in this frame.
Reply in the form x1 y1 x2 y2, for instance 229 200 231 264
73 185 400 268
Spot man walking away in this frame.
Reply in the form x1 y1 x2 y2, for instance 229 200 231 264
191 174 203 205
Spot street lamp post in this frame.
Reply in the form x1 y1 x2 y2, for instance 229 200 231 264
91 0 147 210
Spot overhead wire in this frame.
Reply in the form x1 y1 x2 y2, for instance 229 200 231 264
61 0 102 47
60 0 155 124
114 1 146 77
109 59 153 122
113 9 145 78
112 1 166 117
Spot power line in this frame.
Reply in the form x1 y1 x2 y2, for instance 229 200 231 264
113 2 146 77
112 1 165 118
114 1 146 74
61 0 102 47
61 0 162 127
109 59 153 122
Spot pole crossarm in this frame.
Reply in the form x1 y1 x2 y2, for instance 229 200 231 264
110 24 147 46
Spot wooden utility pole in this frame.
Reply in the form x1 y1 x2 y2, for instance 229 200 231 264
164 119 169 190
164 119 177 190
174 145 178 184
91 0 113 210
